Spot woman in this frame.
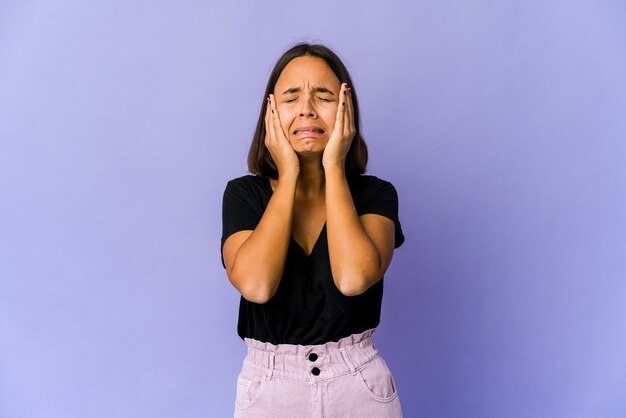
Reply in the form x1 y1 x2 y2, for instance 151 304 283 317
221 43 405 417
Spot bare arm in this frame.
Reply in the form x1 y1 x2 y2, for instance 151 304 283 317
222 175 297 303
222 95 299 304
325 167 395 296
323 84 396 296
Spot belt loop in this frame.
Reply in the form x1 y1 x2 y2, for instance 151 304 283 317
265 351 275 380
340 348 357 376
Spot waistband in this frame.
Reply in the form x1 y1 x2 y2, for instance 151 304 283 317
243 329 380 383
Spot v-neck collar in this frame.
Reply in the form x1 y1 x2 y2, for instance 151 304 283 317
291 223 326 258
264 177 326 258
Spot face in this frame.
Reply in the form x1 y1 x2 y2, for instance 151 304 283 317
273 56 341 155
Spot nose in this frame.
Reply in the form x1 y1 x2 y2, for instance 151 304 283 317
298 93 317 118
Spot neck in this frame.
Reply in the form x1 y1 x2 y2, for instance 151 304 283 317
296 157 325 197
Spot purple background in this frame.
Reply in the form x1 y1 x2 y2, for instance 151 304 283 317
2 1 626 417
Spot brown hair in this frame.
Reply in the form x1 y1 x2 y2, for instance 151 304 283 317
247 43 368 178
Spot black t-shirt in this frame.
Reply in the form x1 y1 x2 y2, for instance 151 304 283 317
221 174 404 345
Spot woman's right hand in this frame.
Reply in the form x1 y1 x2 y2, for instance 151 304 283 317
223 95 299 304
265 94 300 177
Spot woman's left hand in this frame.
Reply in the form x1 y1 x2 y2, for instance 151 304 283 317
322 83 355 170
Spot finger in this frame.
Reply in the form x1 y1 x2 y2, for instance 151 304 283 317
270 94 288 142
339 83 347 132
334 83 346 134
344 85 354 137
264 97 271 144
341 84 350 137
267 96 278 145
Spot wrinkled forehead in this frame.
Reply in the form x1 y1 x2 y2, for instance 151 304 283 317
274 56 341 93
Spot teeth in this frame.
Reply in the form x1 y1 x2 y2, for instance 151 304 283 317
295 129 323 134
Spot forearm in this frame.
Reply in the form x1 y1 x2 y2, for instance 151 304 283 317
228 175 297 303
325 166 384 296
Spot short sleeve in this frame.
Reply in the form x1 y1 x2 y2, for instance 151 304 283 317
351 176 405 248
221 176 270 267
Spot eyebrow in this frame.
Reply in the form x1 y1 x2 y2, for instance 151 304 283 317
281 86 335 96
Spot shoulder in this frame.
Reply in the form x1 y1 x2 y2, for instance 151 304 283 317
348 174 396 187
348 174 401 217
349 174 405 248
226 174 268 188
225 175 270 195
223 175 272 208
348 174 398 198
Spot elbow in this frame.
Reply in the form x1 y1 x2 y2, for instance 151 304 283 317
227 266 278 304
337 284 366 297
333 261 384 297
335 275 378 297
332 252 386 296
238 281 276 304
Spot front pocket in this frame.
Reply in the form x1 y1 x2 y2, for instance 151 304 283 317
234 371 264 410
356 356 399 402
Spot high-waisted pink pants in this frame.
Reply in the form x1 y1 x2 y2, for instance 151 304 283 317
234 329 403 417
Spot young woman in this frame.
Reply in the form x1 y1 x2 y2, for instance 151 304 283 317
221 43 405 417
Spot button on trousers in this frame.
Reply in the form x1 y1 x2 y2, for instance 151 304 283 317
234 329 403 418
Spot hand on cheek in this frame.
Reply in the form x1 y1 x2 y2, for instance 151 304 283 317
265 94 300 176
323 83 355 169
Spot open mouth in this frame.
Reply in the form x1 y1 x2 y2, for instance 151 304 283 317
293 128 325 135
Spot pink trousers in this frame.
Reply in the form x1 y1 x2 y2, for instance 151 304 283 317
234 329 403 418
